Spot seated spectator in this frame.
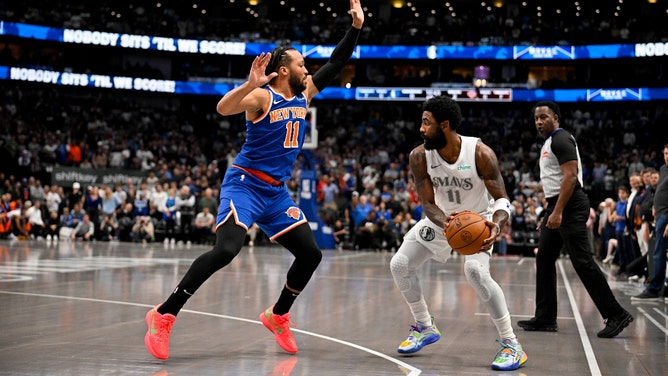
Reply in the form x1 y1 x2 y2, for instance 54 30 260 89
69 202 86 228
3 193 22 220
130 216 155 243
25 200 46 240
0 193 13 239
45 210 61 242
10 206 30 240
387 213 404 252
60 207 74 227
58 206 75 238
333 218 350 250
70 214 94 241
193 206 215 244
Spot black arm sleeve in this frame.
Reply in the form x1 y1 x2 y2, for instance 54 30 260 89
312 27 361 92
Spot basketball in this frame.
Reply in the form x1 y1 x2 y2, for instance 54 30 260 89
445 211 491 255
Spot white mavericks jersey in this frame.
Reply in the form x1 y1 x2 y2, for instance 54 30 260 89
424 136 492 218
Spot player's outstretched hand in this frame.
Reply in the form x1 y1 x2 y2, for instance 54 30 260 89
248 52 278 87
350 0 364 29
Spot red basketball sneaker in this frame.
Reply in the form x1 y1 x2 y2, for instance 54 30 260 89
145 305 176 360
260 306 298 354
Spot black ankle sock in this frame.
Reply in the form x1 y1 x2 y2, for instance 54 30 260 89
273 286 300 316
158 286 193 316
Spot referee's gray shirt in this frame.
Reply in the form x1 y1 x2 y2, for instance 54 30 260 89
539 129 583 199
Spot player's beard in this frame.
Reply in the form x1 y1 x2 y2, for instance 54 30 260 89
423 131 447 150
289 72 307 94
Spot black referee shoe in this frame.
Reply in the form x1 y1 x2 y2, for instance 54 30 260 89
597 310 633 338
517 318 558 332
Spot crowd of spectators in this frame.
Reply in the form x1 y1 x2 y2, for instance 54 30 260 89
2 2 667 88
1 1 668 253
1 83 667 254
0 174 217 245
2 0 664 46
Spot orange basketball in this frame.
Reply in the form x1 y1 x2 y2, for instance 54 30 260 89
445 211 491 255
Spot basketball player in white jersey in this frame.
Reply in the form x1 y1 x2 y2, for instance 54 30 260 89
389 95 527 371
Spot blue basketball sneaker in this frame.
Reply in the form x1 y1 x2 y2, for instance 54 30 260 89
397 319 441 354
491 337 527 371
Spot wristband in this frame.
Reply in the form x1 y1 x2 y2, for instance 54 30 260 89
492 197 512 217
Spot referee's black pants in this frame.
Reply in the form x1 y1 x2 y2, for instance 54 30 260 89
534 189 626 322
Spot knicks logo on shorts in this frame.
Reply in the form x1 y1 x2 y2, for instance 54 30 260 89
419 226 435 242
285 206 302 220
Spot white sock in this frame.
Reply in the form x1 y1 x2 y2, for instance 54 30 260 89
492 314 515 340
408 298 432 327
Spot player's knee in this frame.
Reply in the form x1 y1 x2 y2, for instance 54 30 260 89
463 259 479 283
464 259 491 300
390 253 409 278
211 241 239 268
390 253 412 292
306 246 323 268
464 259 491 281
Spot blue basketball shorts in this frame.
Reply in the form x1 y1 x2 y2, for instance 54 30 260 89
216 167 307 240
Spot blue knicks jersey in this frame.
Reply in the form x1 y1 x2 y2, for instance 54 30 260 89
232 86 308 182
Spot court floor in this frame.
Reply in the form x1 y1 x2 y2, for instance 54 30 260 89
0 239 666 376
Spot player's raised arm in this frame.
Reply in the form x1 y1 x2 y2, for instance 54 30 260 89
305 0 365 101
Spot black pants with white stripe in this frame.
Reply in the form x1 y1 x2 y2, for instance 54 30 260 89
534 188 626 321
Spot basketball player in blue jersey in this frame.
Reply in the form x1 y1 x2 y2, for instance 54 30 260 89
389 95 527 371
144 0 364 360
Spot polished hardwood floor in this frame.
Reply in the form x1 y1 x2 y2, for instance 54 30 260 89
0 238 666 376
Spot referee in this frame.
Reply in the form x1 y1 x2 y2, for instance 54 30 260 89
517 101 633 338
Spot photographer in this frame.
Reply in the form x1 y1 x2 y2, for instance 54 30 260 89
130 215 155 243
98 214 118 241
116 203 136 242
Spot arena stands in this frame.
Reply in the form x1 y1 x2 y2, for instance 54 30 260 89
1 0 667 254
